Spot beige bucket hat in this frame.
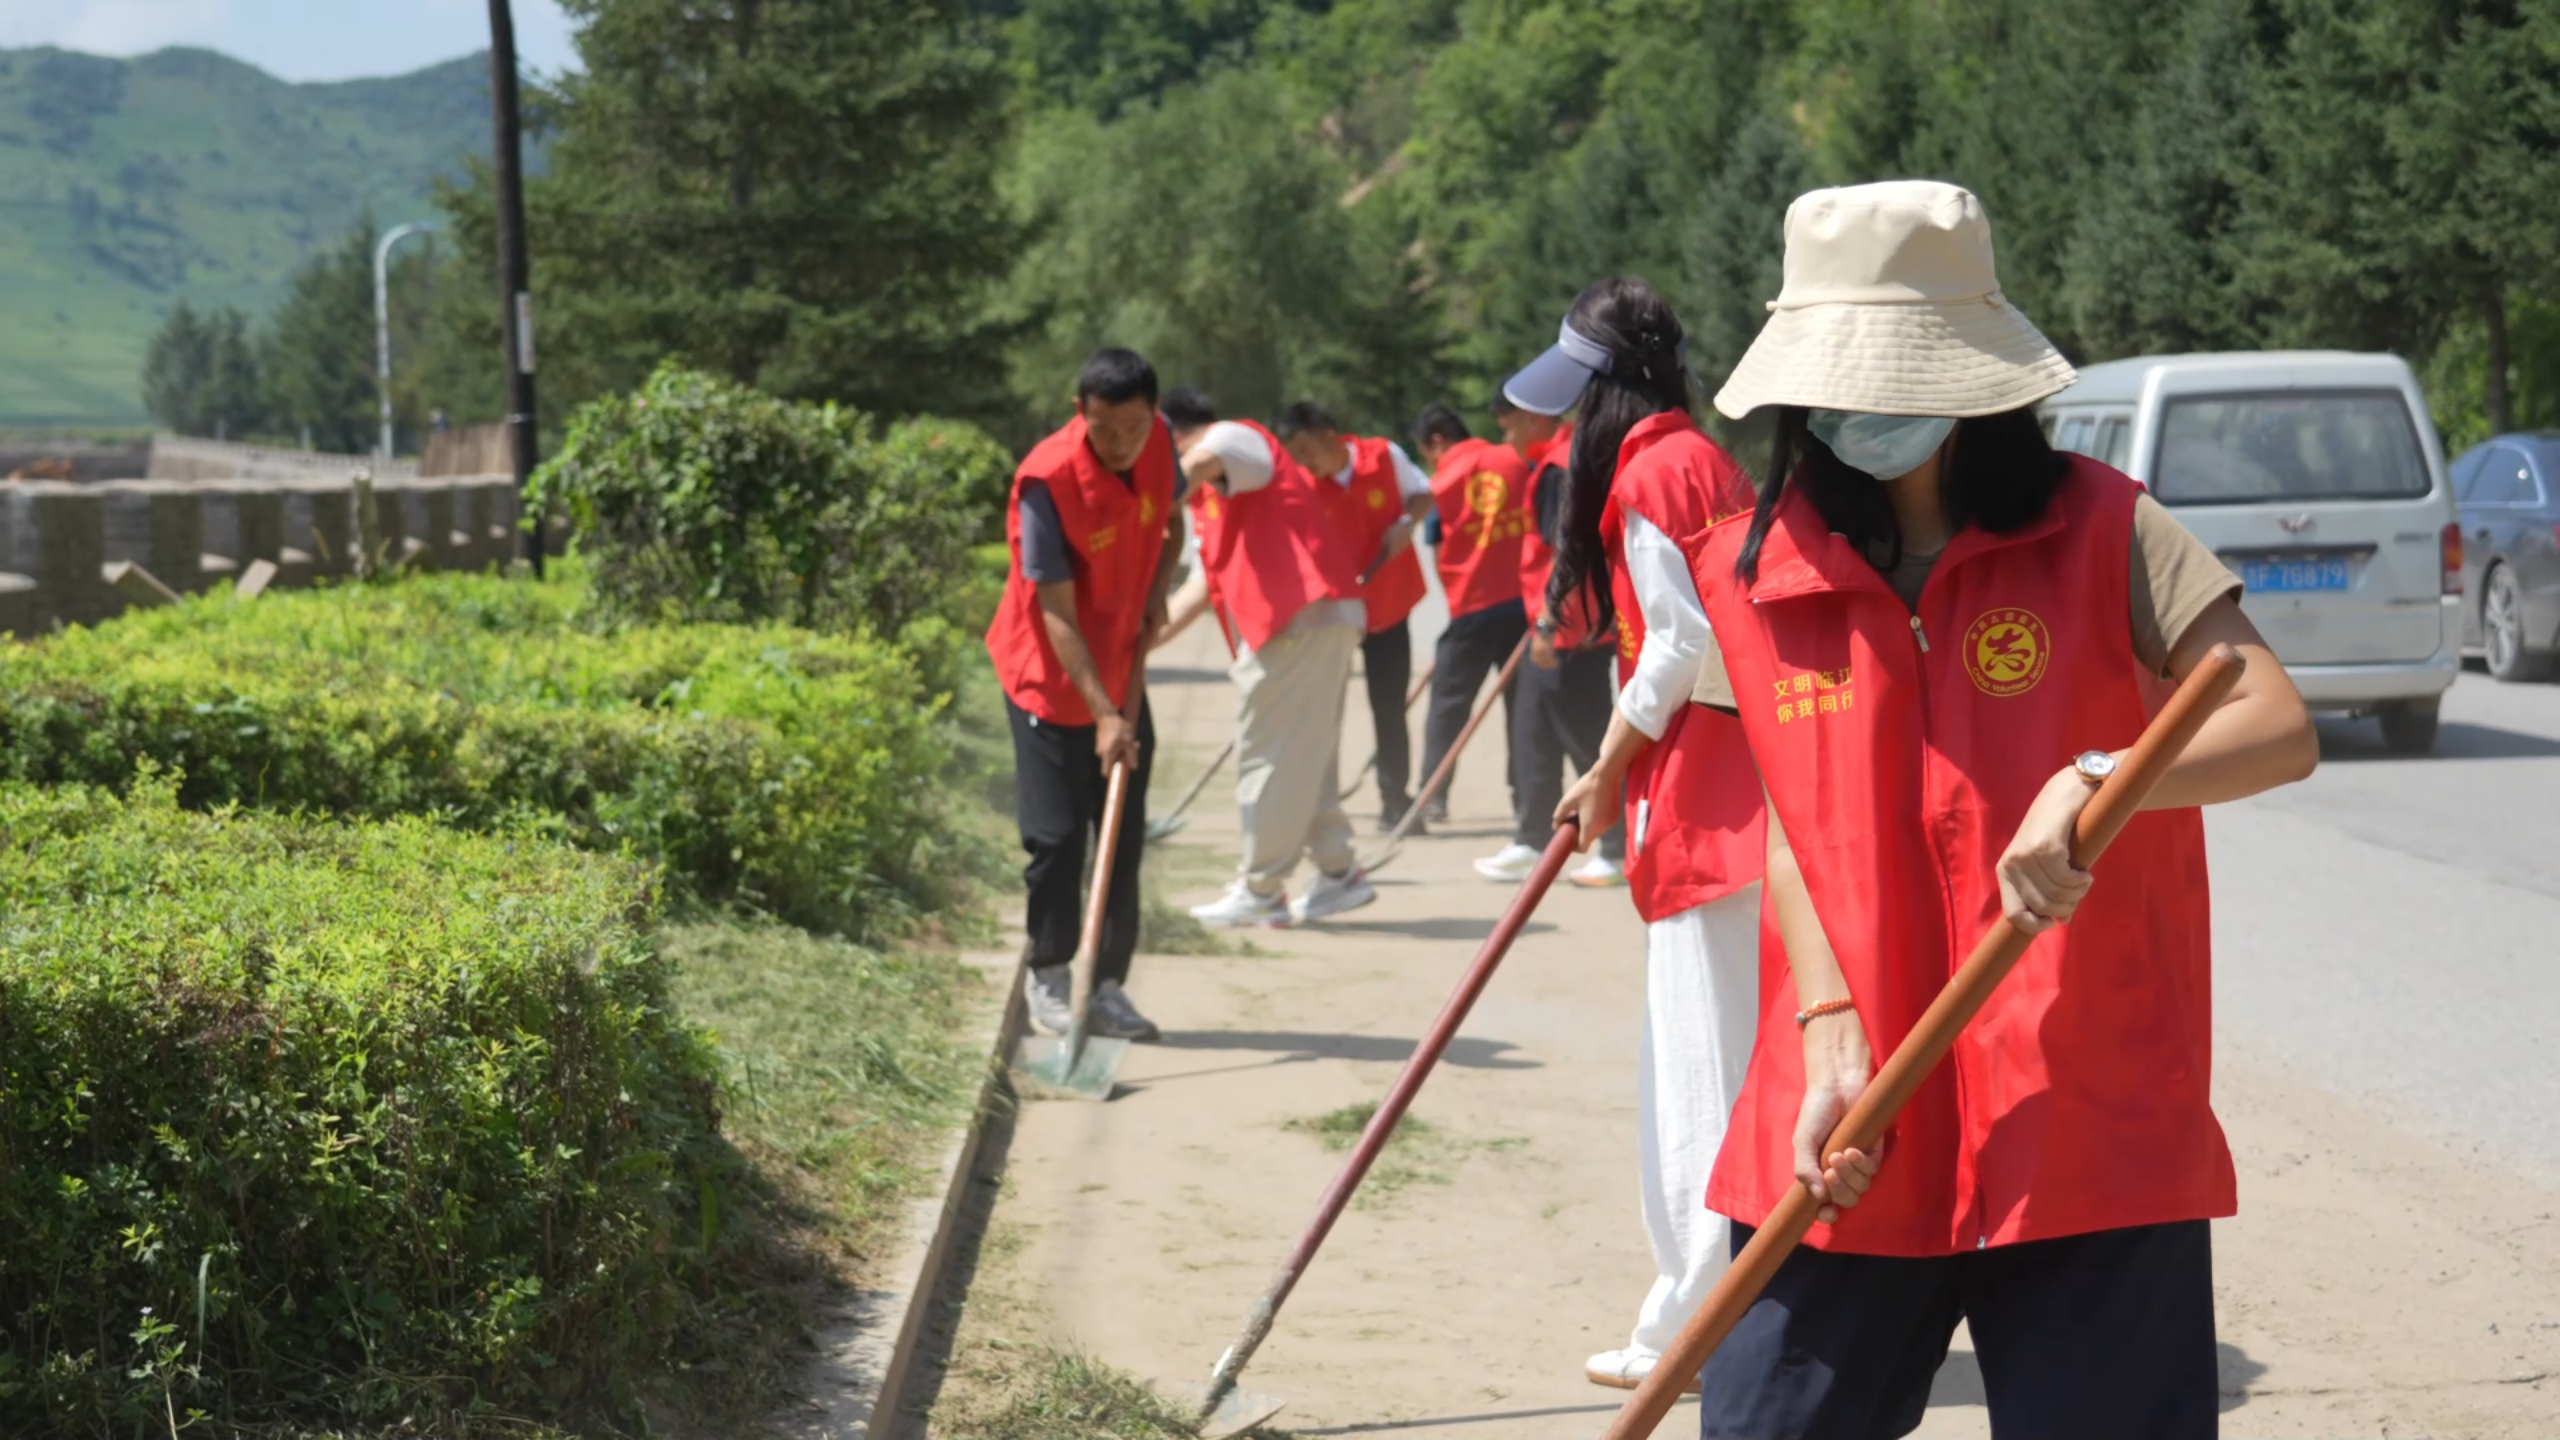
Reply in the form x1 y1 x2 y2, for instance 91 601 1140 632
1712 180 2076 421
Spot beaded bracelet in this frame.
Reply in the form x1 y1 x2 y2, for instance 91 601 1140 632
1795 997 1857 1028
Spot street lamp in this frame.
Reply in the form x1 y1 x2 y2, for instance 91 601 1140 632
375 222 436 464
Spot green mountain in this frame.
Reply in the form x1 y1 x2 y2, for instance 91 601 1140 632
0 46 490 428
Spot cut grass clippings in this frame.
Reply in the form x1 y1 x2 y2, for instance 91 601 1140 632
645 918 991 1427
945 1349 1297 1440
1138 851 1275 958
1284 1101 1524 1208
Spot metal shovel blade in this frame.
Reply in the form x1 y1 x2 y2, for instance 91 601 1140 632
1145 814 1189 842
1009 1031 1127 1102
1196 1385 1288 1438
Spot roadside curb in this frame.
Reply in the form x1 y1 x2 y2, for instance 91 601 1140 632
790 949 1022 1439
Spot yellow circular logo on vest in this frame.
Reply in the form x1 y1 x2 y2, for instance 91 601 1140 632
1365 487 1387 510
1467 472 1507 517
1139 494 1157 526
1963 607 2051 696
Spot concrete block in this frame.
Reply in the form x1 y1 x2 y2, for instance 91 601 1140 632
0 572 37 638
103 561 182 608
472 479 524 569
7 483 111 629
196 484 285 574
97 481 214 595
279 481 354 580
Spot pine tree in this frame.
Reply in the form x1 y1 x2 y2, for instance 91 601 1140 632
141 301 211 435
507 0 1019 423
258 223 380 455
2239 0 2560 433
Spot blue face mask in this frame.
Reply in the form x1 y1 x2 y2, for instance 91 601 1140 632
1808 410 1957 480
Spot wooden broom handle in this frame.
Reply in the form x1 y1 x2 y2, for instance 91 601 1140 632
1600 643 2248 1439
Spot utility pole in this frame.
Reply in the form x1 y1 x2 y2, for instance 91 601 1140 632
487 0 543 576
374 222 435 466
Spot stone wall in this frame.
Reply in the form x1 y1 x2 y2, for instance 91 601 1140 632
0 439 153 483
0 475 529 638
145 435 421 484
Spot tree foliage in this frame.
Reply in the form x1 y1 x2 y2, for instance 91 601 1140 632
992 0 2560 449
139 220 443 453
139 300 262 440
436 0 1019 428
156 0 2560 457
531 363 1005 638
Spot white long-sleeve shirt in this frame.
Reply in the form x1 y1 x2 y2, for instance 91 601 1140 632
1616 510 1712 740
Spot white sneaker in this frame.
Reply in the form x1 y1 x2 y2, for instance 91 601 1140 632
1189 881 1292 929
1291 865 1377 923
1568 854 1627 888
1471 842 1542 882
1584 1346 1697 1393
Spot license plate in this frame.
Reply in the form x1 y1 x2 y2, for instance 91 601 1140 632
2239 556 2352 593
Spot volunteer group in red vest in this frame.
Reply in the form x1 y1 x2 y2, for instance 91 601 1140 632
983 179 2321 1437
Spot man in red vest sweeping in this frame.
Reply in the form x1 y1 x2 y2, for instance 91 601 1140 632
1161 387 1380 929
984 347 1184 1042
1409 403 1533 831
1274 401 1436 831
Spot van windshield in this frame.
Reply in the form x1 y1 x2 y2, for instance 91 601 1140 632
2153 390 2431 505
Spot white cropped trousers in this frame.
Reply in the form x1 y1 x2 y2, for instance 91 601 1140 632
1628 881 1763 1356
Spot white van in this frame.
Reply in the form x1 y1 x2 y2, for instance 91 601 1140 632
2042 351 2462 753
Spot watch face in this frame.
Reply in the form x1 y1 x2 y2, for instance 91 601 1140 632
2077 749 2118 779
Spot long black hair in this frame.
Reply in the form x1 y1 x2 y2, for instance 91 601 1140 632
1731 405 2069 583
1548 277 1695 631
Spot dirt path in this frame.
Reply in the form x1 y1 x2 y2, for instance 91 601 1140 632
924 614 2560 1438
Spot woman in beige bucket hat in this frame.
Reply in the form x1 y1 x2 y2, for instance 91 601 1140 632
1675 181 2321 1437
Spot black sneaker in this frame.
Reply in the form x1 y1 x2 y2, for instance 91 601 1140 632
1421 799 1450 824
1086 980 1162 1042
1377 799 1425 835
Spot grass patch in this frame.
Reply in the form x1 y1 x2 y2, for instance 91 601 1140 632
1139 887 1243 956
944 1350 1296 1440
1136 850 1276 958
648 918 990 1424
664 921 985 1254
1283 1101 1524 1208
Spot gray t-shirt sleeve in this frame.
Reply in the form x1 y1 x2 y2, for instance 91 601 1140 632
1018 482 1075 583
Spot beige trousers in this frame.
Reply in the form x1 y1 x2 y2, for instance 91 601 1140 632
1231 620 1359 897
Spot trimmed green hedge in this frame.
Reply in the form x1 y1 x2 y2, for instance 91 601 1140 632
0 570 960 939
0 778 723 1432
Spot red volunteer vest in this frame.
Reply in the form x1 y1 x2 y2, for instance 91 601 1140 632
1595 412 1764 922
1695 459 2230 1258
1426 437 1529 618
1340 436 1429 634
1519 423 1600 649
1189 420 1363 651
985 414 1178 726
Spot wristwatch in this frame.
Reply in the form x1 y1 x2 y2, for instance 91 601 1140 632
2071 749 2118 786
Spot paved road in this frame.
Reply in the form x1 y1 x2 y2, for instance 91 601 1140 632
2213 674 2560 1189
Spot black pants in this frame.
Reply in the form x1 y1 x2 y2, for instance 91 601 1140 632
1511 642 1624 857
1698 1220 2219 1440
1006 696 1153 986
1359 621 1414 814
1419 599 1528 816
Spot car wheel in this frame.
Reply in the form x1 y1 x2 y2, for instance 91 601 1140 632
2377 699 2440 755
2483 563 2557 682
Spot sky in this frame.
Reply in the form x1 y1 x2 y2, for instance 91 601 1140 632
0 0 579 82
